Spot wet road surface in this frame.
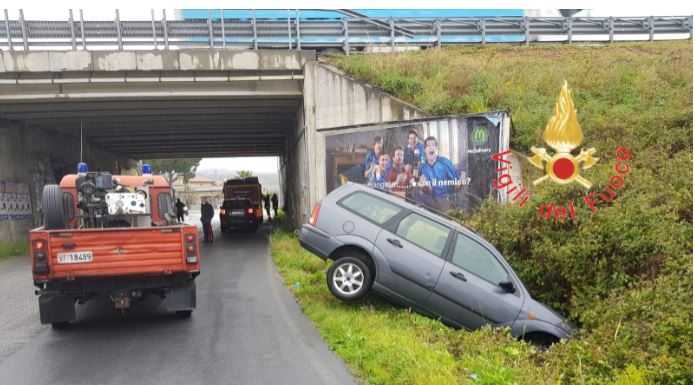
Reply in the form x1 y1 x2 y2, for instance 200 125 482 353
0 226 356 385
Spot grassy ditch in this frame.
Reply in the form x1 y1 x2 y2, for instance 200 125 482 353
271 230 556 385
271 41 692 385
328 41 692 385
0 240 28 260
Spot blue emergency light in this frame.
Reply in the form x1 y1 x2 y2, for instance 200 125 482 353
77 162 88 174
142 163 152 175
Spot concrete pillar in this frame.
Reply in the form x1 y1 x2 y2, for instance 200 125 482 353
300 62 425 224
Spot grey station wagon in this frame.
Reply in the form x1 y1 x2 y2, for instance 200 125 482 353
299 183 574 345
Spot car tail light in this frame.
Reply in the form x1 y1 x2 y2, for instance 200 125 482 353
247 208 253 215
32 239 49 275
309 202 321 226
219 208 226 215
184 233 198 264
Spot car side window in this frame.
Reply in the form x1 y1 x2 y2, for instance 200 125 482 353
340 192 402 225
451 233 508 284
395 213 450 256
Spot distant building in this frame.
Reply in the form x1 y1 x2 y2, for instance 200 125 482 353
173 176 223 208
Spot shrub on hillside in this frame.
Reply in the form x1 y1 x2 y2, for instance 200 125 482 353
332 41 693 384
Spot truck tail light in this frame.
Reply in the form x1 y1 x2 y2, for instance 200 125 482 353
309 202 321 226
184 233 198 264
247 208 254 215
32 239 49 275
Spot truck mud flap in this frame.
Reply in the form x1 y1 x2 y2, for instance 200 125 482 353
39 295 76 324
162 281 196 312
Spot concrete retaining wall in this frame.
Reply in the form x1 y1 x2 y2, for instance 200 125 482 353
293 62 425 225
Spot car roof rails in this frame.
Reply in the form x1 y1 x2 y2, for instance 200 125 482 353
364 185 480 235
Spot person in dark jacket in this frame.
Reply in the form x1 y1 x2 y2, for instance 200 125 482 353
175 198 186 223
263 194 272 221
200 198 214 242
271 193 279 218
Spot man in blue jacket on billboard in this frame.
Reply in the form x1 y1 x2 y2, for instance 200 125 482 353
418 136 460 209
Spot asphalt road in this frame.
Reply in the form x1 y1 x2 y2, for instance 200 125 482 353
0 225 356 385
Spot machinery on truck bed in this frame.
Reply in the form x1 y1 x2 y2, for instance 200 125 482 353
219 177 263 233
30 163 200 328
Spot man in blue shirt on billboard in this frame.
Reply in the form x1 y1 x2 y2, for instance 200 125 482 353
418 136 460 209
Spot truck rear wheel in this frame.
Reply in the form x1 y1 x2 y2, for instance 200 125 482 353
42 184 67 230
163 281 196 313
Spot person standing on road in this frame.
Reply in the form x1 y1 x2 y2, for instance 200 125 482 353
175 198 186 223
201 198 214 242
271 193 279 218
263 194 272 221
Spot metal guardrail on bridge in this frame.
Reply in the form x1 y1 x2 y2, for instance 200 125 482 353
0 9 692 53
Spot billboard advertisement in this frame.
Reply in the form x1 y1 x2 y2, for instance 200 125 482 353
324 112 510 212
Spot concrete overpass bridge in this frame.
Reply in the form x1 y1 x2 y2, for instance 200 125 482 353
0 48 423 244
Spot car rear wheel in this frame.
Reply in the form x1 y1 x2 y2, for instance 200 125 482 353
327 256 372 302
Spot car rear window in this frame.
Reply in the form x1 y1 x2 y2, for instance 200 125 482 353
224 199 251 209
340 192 402 225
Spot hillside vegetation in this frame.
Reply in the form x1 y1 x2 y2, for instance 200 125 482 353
323 41 692 384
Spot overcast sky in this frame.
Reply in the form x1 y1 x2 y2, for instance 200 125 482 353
197 157 280 174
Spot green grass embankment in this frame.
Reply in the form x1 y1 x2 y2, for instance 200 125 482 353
270 41 691 385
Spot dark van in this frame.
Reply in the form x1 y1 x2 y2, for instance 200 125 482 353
220 177 263 232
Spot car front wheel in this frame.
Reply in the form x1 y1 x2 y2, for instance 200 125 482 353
326 256 372 302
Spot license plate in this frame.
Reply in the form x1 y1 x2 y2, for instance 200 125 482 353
57 251 93 264
231 210 245 216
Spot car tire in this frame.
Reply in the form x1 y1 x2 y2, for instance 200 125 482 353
51 321 70 330
42 184 67 230
522 332 559 350
175 310 193 318
326 255 373 302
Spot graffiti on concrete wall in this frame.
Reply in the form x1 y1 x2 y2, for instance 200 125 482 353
0 181 33 221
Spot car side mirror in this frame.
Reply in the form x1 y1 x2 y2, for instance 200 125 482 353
499 281 516 293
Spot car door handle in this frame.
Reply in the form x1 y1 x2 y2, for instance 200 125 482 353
386 238 403 248
450 271 467 282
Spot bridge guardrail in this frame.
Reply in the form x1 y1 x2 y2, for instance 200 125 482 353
1 9 692 52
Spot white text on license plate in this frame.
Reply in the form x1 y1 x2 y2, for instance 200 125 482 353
57 251 93 264
231 210 245 216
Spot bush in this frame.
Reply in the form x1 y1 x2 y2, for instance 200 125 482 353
0 240 28 259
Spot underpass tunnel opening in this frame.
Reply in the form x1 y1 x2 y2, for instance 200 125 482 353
0 95 303 228
179 155 284 222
